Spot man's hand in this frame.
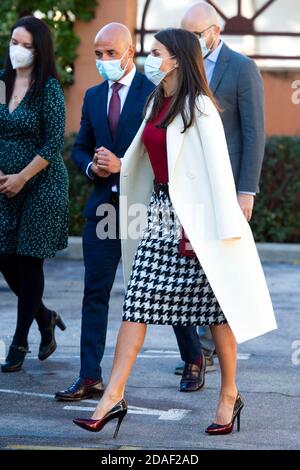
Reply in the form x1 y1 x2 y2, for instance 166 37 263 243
91 162 111 178
94 147 121 174
0 173 27 198
237 193 254 222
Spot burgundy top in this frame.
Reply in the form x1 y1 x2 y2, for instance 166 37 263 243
142 96 172 184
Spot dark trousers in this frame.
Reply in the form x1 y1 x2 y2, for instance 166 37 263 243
173 326 203 363
80 215 121 381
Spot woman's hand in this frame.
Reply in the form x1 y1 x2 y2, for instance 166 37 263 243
0 173 27 198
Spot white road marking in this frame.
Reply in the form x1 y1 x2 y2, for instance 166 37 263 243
0 389 54 399
25 354 183 359
146 350 180 354
236 353 251 360
0 339 5 361
0 388 190 421
23 351 251 360
64 404 190 421
27 356 81 359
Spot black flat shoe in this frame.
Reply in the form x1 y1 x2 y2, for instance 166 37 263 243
38 311 66 361
1 345 31 373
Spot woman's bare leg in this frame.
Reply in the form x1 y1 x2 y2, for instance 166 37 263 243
92 321 147 419
210 323 238 424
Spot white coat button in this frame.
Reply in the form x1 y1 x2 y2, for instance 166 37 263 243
186 171 196 179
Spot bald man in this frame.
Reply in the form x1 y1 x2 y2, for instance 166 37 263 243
173 2 265 384
55 23 154 401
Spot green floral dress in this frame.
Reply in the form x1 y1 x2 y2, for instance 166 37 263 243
0 73 69 259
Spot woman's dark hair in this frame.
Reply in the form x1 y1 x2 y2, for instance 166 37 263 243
145 28 219 133
3 16 59 105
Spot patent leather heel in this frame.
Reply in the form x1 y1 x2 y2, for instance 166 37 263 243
236 407 241 432
73 399 128 438
205 393 244 435
113 410 127 439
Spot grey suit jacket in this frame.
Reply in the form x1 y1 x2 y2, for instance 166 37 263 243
210 43 265 193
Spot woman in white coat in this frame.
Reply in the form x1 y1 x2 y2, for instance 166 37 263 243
73 28 276 437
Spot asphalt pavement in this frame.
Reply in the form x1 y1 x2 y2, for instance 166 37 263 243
0 259 299 450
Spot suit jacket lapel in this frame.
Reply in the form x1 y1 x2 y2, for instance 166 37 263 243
94 81 113 148
209 43 231 95
113 71 143 145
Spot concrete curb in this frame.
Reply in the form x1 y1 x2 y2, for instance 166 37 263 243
55 237 300 264
256 243 300 264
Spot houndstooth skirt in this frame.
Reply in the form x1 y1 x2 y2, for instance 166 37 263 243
122 189 227 326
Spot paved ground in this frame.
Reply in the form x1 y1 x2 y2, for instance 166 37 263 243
0 260 299 450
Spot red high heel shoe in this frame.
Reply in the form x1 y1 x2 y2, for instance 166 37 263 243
205 393 244 435
73 398 127 439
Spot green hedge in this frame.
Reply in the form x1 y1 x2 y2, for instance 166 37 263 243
63 135 300 242
251 136 300 243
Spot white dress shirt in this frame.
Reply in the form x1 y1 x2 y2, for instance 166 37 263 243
107 64 136 113
204 39 223 85
86 65 137 192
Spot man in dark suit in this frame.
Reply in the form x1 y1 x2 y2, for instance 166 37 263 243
55 23 154 401
174 1 265 391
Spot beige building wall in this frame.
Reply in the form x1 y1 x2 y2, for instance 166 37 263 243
262 71 300 136
65 0 300 137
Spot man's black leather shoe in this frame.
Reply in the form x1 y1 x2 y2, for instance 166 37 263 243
180 355 206 392
55 377 104 402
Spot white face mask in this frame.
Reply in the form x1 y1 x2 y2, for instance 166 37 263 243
96 47 129 82
199 37 212 59
144 54 177 86
9 44 34 70
198 26 216 59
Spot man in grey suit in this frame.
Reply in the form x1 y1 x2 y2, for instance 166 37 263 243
173 1 265 388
